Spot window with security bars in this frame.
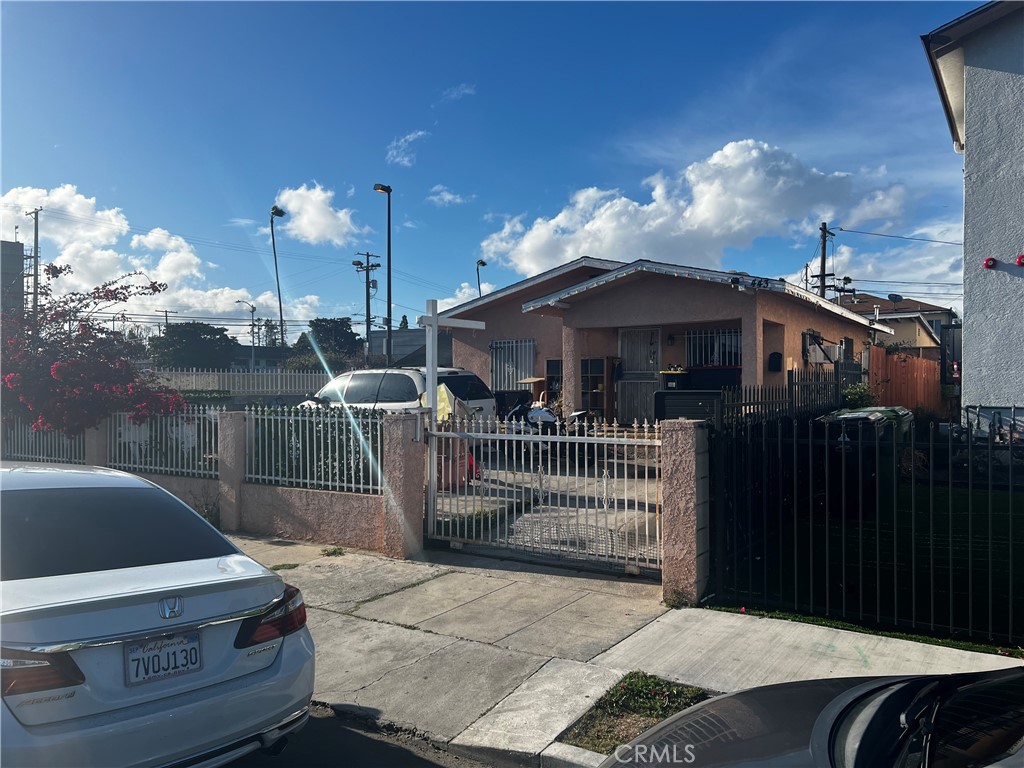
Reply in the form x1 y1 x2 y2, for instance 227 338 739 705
490 339 536 390
686 328 742 367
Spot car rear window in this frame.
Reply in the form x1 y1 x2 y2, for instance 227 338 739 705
440 374 493 402
1 487 236 581
345 372 418 404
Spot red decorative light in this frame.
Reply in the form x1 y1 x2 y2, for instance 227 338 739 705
1016 254 1024 267
982 257 997 269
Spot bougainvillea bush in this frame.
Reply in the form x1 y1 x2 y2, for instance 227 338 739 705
2 264 185 435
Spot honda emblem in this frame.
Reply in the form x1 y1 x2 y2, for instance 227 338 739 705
158 596 184 619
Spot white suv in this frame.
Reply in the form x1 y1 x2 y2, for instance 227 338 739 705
306 367 497 419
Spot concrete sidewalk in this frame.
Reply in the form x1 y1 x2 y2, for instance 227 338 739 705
230 535 1023 768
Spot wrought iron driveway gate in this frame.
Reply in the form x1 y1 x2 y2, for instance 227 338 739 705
427 418 662 575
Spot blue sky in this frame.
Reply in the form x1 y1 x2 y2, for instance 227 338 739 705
1 1 976 343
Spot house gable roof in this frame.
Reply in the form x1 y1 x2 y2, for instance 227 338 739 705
521 259 894 334
440 257 623 318
872 312 943 345
838 292 955 315
922 1 1023 152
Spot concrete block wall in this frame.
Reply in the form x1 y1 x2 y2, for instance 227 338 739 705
81 412 426 560
80 413 714 598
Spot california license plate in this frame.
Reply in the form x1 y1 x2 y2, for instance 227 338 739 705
124 632 202 686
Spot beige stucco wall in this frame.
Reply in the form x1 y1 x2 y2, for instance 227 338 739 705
755 291 875 383
449 267 608 387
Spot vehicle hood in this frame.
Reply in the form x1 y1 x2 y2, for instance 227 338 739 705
603 677 878 768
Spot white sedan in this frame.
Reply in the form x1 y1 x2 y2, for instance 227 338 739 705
0 462 315 768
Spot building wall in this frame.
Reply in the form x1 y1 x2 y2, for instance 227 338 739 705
962 9 1024 407
449 268 606 388
753 291 874 385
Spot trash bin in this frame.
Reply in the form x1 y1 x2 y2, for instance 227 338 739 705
819 406 914 441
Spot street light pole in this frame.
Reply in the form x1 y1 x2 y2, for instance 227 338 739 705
353 253 380 368
235 299 256 372
373 184 392 365
476 258 487 298
270 205 287 347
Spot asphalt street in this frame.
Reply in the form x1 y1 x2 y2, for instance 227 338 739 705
231 705 487 768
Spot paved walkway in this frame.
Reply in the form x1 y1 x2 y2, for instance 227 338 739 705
230 535 1023 768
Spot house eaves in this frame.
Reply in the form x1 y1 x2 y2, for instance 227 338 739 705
440 257 624 318
521 259 895 335
922 1 1023 152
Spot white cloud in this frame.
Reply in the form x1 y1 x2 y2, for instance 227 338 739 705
386 130 429 167
427 184 473 207
130 228 203 284
1 184 128 250
481 139 905 277
346 185 356 198
228 217 255 227
844 186 906 228
273 182 369 247
0 184 328 344
437 281 495 312
434 83 476 107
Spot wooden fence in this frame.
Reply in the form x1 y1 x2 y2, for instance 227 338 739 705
867 345 945 415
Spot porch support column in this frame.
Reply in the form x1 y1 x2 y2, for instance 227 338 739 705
742 302 762 388
660 419 711 606
561 325 581 419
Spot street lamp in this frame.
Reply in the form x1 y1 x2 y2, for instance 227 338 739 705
235 299 256 372
476 258 487 298
373 183 392 365
270 205 287 347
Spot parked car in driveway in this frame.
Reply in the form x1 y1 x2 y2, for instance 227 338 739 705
0 462 315 768
303 367 496 420
602 665 1024 767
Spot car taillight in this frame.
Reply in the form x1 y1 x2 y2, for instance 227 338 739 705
234 585 307 649
1 649 85 696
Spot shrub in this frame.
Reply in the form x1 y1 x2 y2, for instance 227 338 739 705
842 383 877 409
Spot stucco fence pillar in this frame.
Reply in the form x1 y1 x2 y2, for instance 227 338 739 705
660 419 711 606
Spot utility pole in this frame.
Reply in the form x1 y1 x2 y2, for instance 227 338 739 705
162 309 178 333
814 221 835 298
25 208 41 323
353 252 380 367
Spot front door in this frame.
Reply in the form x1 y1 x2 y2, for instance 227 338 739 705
617 328 660 425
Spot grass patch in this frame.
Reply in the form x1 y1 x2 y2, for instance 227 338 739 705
271 563 300 570
321 546 345 557
703 605 1024 659
560 671 711 756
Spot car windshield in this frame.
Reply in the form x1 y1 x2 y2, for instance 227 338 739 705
1 487 236 580
439 374 492 402
343 373 419 404
925 673 1024 768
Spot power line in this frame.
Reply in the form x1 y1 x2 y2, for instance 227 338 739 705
837 227 963 246
853 279 962 286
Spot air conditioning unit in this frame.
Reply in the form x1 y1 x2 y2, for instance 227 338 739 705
807 344 842 364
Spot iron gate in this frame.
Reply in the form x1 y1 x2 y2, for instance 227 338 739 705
427 417 662 575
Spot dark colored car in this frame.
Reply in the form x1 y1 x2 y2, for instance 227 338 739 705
601 665 1024 768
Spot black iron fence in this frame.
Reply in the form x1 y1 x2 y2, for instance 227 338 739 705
709 409 1024 645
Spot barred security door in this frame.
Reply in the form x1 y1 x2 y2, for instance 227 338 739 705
490 339 536 390
618 328 661 425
